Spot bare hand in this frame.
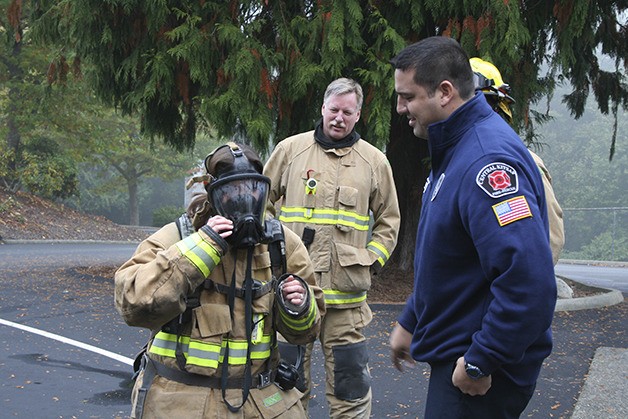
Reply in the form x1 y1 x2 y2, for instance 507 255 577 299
206 215 233 238
451 356 492 396
389 323 415 372
281 275 306 306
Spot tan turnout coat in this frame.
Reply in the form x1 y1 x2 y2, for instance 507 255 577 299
264 131 400 308
115 221 325 418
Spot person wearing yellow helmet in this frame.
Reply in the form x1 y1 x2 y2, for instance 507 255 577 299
469 57 516 122
470 57 565 265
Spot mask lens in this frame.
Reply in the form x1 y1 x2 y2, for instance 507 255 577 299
208 175 269 224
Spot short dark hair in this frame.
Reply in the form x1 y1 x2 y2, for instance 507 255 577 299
390 36 475 99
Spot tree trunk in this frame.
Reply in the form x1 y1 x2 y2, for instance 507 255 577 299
128 175 140 226
4 113 21 191
2 29 24 191
384 112 430 278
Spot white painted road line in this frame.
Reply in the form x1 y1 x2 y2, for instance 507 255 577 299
0 317 134 366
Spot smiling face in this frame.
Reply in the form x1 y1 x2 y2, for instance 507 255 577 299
321 92 361 140
394 68 444 140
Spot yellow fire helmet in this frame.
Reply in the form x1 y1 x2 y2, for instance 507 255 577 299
469 57 515 123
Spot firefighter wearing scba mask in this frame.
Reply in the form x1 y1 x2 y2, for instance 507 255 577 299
115 142 325 418
470 57 565 264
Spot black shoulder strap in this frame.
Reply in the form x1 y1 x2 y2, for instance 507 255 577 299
265 218 287 279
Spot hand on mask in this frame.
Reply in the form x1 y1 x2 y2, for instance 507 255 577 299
206 215 234 239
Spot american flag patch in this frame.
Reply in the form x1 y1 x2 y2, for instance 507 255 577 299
492 196 532 226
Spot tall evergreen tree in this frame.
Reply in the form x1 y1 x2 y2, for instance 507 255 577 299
0 0 77 192
29 0 628 274
1 0 111 196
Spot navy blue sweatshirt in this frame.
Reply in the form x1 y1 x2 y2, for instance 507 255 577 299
397 93 557 387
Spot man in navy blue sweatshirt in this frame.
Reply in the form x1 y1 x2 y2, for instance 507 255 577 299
388 36 557 419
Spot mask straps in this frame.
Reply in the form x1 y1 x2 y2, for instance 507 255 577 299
204 142 242 174
221 247 255 412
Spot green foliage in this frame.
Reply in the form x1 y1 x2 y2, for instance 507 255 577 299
7 0 627 267
563 231 628 262
1 0 120 194
536 82 628 261
540 84 628 210
0 136 79 199
26 0 627 158
63 129 221 225
0 194 18 215
0 148 15 186
67 164 128 214
152 205 184 227
20 136 79 199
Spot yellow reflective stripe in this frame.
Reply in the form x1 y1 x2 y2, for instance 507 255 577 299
149 332 271 367
279 297 318 331
186 340 222 368
149 332 190 358
251 314 265 345
175 232 221 277
323 289 367 305
279 206 370 231
185 355 219 368
367 240 390 266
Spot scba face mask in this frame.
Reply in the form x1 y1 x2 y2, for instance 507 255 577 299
205 143 271 248
208 174 270 247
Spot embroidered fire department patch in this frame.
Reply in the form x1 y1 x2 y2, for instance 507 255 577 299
476 162 519 198
492 196 532 226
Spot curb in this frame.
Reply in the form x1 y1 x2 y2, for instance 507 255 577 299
559 259 628 268
555 288 625 312
370 287 626 312
570 347 628 419
1 239 141 245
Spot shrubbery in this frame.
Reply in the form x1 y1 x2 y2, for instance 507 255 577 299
562 231 628 262
152 205 184 227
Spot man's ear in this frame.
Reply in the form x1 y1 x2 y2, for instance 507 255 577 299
438 80 456 107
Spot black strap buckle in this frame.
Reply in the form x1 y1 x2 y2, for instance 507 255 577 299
257 370 272 389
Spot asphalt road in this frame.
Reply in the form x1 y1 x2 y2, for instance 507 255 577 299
0 242 626 418
555 263 628 293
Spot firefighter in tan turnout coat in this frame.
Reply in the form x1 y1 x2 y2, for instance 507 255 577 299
115 143 325 418
264 78 401 418
469 57 565 264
